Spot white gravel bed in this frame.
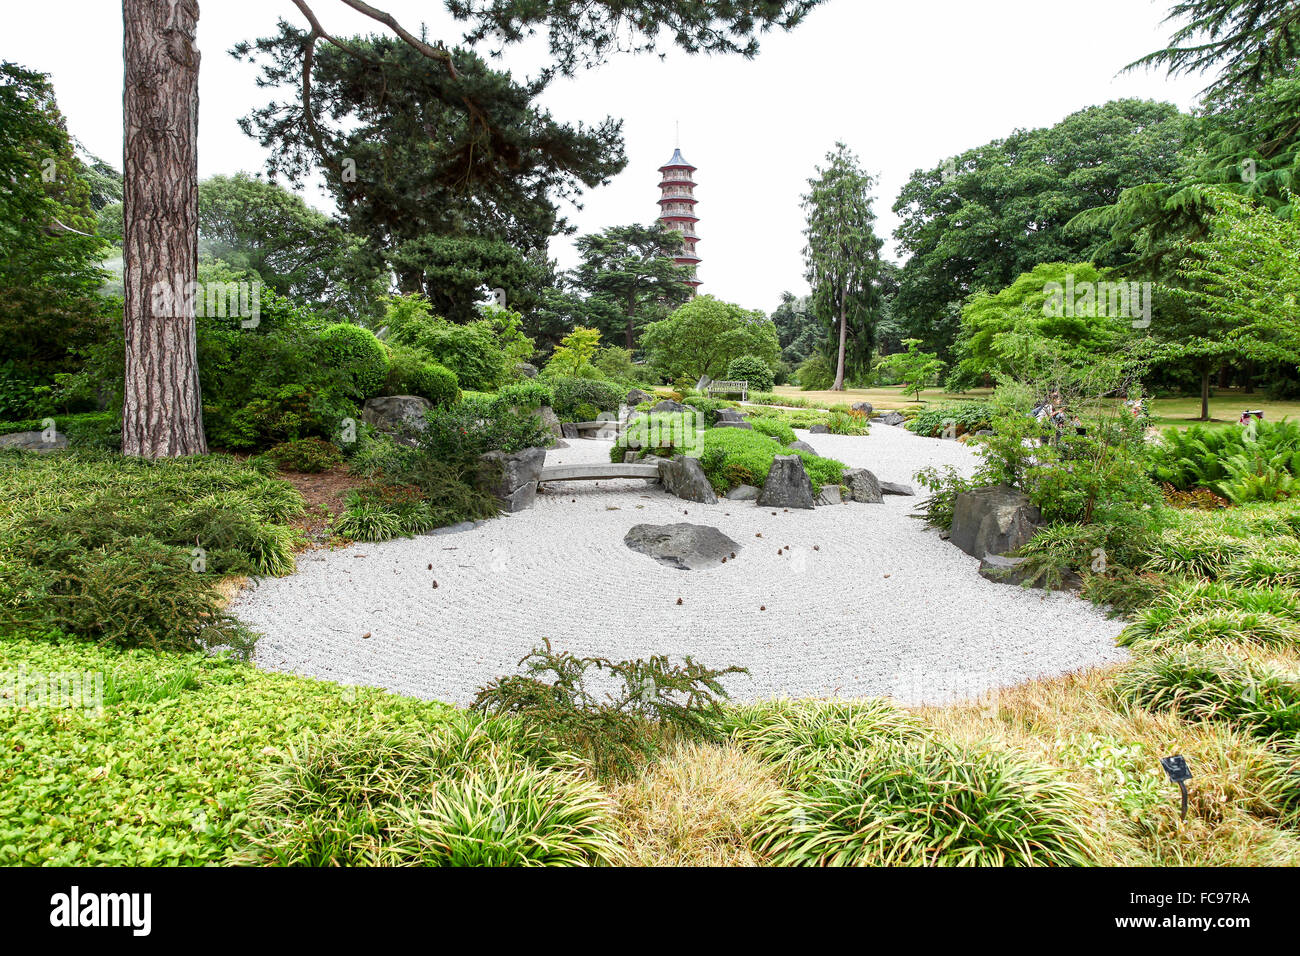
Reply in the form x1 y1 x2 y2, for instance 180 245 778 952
233 424 1128 706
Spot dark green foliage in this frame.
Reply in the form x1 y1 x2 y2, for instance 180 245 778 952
0 411 120 450
261 437 344 474
891 100 1189 356
343 437 501 540
1150 421 1300 500
0 63 111 391
548 377 625 420
725 354 776 393
472 640 746 780
218 383 352 452
906 402 995 439
0 452 302 652
382 346 460 407
1116 649 1300 741
418 397 552 462
316 323 388 399
570 223 693 349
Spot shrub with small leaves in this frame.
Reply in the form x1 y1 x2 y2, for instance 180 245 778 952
262 437 344 474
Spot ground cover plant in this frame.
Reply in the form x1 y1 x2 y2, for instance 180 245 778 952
0 451 302 652
696 428 845 494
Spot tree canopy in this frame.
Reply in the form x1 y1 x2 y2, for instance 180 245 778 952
640 295 779 383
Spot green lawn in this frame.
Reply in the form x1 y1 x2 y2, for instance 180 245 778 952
770 385 1300 430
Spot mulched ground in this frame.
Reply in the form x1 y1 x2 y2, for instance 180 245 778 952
277 465 361 547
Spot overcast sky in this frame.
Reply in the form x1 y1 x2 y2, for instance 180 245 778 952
7 0 1212 313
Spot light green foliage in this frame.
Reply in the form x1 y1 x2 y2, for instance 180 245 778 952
0 639 458 865
317 323 389 399
906 401 994 438
382 294 511 391
545 326 603 378
697 427 844 495
875 339 945 403
946 263 1133 390
382 345 461 406
640 296 780 382
750 739 1094 866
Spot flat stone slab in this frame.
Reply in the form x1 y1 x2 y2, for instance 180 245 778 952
880 481 916 496
624 523 741 571
539 463 660 483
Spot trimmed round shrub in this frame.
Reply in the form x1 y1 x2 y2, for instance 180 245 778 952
697 428 844 494
750 740 1094 866
383 346 460 407
726 354 775 394
494 380 555 411
317 323 389 399
550 377 624 420
262 437 344 474
410 321 508 391
748 416 797 446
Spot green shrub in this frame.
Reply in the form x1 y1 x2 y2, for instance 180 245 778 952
239 719 621 866
697 428 845 495
748 416 797 446
1150 421 1300 494
795 353 835 390
682 395 731 427
726 355 775 393
0 411 120 450
750 739 1094 866
262 437 344 474
0 638 461 865
493 380 555 411
419 397 551 462
824 410 869 436
0 451 302 651
906 401 994 438
472 640 746 781
317 323 389 399
1115 649 1300 741
1122 581 1300 650
382 345 460 406
219 383 353 451
725 699 924 784
549 377 624 420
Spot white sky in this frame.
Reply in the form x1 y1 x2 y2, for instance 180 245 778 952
7 0 1212 313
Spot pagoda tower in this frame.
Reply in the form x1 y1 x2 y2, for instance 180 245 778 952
657 149 702 292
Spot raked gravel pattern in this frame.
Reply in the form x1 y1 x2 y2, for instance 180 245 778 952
233 423 1129 706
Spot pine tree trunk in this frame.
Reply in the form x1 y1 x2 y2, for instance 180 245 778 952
121 0 206 458
832 295 848 391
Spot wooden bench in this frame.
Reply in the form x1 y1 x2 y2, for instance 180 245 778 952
538 463 661 484
707 380 748 400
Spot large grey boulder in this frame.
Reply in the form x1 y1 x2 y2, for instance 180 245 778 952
842 467 883 504
0 430 68 452
657 455 718 504
787 440 818 455
816 485 843 506
362 395 432 433
876 411 906 427
561 423 579 440
515 362 539 379
716 408 745 423
808 424 831 434
757 455 815 510
537 405 562 438
652 399 691 415
627 388 654 407
478 446 547 513
713 420 754 431
880 481 916 496
851 401 874 416
978 554 1081 591
950 484 1042 560
624 523 740 571
726 484 760 501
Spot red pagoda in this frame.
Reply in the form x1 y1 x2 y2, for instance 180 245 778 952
657 149 702 291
